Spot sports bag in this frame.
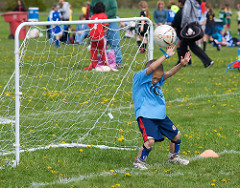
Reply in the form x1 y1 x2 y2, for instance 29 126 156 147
180 21 203 41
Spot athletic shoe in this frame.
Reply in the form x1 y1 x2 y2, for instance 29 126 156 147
168 154 189 165
133 157 148 170
139 48 146 53
205 61 214 68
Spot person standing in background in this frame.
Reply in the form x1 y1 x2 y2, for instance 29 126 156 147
225 4 232 31
136 1 150 54
167 3 176 25
170 1 179 14
179 0 214 68
59 0 71 43
219 6 227 30
90 0 123 68
202 2 220 51
69 4 73 21
154 1 168 26
59 0 70 21
13 0 27 12
237 4 240 35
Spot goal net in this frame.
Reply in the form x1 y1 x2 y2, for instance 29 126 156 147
0 18 153 166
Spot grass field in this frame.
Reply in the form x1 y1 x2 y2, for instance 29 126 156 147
0 10 240 187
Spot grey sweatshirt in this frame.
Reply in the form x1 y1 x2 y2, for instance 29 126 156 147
60 2 70 20
181 0 200 27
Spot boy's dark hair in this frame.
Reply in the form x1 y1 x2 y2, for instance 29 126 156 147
145 59 164 71
178 0 186 5
167 4 172 10
93 2 106 14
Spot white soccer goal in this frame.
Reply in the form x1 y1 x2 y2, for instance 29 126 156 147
0 17 153 167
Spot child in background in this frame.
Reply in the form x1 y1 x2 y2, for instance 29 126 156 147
50 3 63 48
69 4 73 21
137 1 150 54
225 4 232 31
203 2 220 51
84 2 109 70
75 14 89 44
219 6 227 29
132 46 191 170
167 3 175 25
237 4 240 35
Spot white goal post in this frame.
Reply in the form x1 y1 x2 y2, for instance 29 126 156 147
3 17 154 167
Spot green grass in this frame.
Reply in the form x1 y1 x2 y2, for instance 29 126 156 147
0 10 240 187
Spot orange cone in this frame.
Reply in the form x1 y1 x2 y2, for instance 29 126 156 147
199 150 219 158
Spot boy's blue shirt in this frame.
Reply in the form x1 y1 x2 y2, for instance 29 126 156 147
132 68 166 120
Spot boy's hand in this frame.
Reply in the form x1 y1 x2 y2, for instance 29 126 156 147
166 45 176 57
180 51 191 66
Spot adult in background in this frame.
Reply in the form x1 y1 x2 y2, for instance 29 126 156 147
153 1 168 26
90 0 123 68
59 0 71 43
178 0 213 68
13 0 27 12
59 0 70 21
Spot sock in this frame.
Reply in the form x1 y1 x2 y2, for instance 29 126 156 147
174 143 180 154
137 41 142 47
203 42 206 51
140 145 152 162
143 43 147 51
55 39 60 47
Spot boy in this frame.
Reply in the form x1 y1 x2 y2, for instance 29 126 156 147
84 2 109 70
132 46 191 170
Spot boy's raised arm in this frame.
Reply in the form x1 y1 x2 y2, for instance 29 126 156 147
146 46 175 75
163 52 191 80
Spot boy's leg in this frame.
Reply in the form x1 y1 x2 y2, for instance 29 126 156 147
168 133 189 165
158 116 189 165
133 117 163 170
133 138 154 170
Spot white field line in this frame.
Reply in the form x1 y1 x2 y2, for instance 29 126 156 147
22 91 240 117
30 149 240 187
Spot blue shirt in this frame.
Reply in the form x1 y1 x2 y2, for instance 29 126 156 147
132 69 166 120
167 10 175 23
76 24 89 32
51 11 61 21
153 8 168 24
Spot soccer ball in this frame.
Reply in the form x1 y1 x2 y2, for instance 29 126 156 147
153 25 177 48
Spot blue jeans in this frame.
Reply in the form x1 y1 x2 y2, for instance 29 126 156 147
107 22 123 65
75 31 89 43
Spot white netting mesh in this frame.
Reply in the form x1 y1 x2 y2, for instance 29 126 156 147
0 19 151 163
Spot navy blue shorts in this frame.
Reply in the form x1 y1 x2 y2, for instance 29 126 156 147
205 27 214 35
137 116 179 142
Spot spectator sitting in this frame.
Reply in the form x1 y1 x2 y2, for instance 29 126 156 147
84 2 109 70
214 31 240 47
75 14 90 44
13 0 27 11
154 1 168 26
